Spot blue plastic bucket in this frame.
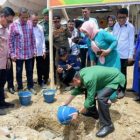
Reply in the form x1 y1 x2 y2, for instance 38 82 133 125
18 91 32 106
57 106 78 125
43 89 56 103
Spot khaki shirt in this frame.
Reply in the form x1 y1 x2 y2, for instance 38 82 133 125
53 26 71 50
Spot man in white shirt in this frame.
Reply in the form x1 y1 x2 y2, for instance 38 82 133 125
113 8 135 92
79 7 99 67
80 7 99 28
30 13 48 87
67 19 80 56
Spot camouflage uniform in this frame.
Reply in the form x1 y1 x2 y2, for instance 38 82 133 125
53 26 70 66
53 26 71 51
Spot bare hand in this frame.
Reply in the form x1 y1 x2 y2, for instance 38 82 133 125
71 112 79 123
6 59 11 69
61 102 66 106
12 57 16 62
43 53 46 59
34 53 37 58
100 49 111 57
127 58 134 66
66 64 72 70
80 108 87 114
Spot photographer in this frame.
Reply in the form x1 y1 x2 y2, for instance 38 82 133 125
57 48 81 86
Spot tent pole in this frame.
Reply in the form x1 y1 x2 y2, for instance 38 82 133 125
127 4 130 20
47 0 55 88
61 8 69 21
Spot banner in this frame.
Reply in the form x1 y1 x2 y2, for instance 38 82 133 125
50 0 140 8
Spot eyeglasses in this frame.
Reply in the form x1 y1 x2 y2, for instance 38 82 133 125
117 16 127 19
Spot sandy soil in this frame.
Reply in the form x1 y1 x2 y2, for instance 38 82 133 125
0 65 140 140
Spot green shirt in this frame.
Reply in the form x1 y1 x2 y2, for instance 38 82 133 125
39 20 49 42
71 66 125 109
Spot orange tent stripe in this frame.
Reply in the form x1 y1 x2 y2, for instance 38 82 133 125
50 0 64 6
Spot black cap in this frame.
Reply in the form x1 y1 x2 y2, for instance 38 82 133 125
53 15 61 20
74 20 84 28
62 69 76 86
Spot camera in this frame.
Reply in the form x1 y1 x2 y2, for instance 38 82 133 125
61 65 68 71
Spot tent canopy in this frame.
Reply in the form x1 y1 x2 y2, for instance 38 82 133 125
50 0 140 9
0 0 47 12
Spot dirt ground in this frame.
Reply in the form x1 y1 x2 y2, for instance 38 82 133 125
0 65 140 140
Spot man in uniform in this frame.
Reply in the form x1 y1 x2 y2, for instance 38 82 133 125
39 8 50 84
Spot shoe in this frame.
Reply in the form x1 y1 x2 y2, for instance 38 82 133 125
82 108 99 120
126 88 134 92
8 88 15 94
133 96 140 101
29 88 37 95
33 81 37 84
40 84 47 89
0 101 15 109
117 91 125 99
96 124 114 137
0 109 6 115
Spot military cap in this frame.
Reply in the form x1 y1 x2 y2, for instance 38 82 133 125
42 8 48 15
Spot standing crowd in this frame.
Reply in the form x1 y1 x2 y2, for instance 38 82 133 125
0 6 139 138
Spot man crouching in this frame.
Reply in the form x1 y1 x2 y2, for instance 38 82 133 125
62 66 125 137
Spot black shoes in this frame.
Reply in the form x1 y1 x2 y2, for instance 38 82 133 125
133 96 140 102
96 124 115 137
0 101 15 109
117 91 125 99
82 108 99 120
126 88 134 92
0 109 6 115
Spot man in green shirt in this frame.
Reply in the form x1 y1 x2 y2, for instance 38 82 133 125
39 8 49 44
39 8 50 84
63 66 125 137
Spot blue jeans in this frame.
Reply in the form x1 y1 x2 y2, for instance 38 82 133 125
16 59 33 90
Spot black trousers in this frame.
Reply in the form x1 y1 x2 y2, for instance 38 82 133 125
0 69 6 102
80 48 88 68
16 59 33 90
97 88 115 127
36 55 49 85
84 89 99 119
6 59 14 89
120 59 128 92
